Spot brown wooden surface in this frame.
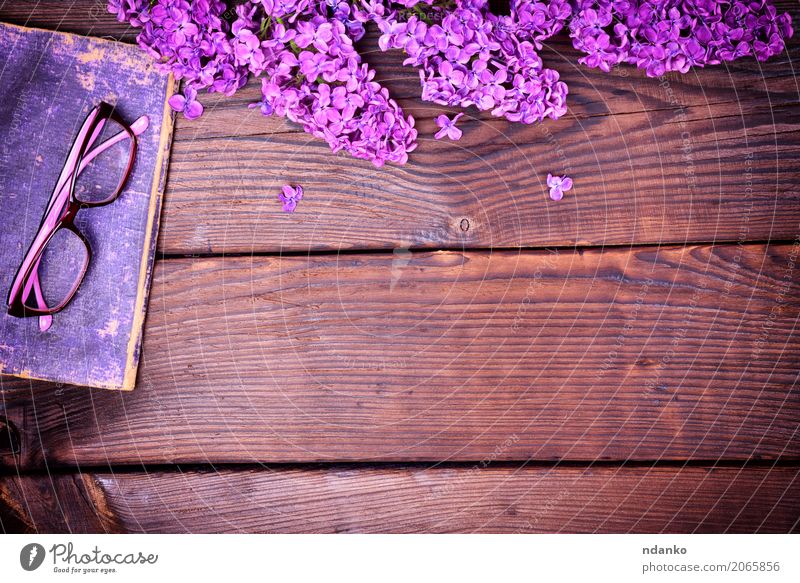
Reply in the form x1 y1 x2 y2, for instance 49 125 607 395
162 100 800 253
1 1 799 533
3 467 799 533
1 243 798 466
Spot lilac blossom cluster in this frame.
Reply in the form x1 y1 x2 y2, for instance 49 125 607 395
109 0 417 166
109 0 794 168
375 0 572 123
570 0 794 76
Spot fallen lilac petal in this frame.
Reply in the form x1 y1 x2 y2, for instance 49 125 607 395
547 173 573 200
278 184 303 213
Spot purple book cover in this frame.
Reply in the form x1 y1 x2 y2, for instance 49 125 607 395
0 22 175 391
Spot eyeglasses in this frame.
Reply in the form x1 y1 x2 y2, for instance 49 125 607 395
6 102 149 332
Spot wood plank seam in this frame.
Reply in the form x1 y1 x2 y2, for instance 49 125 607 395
3 467 799 533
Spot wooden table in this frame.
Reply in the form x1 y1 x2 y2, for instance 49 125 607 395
1 1 799 533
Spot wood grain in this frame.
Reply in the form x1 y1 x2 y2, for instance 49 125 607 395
171 28 800 141
162 100 800 254
0 472 120 533
158 34 800 253
1 243 798 467
2 2 798 253
2 466 798 533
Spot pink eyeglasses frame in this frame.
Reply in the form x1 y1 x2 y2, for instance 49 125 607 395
6 102 149 331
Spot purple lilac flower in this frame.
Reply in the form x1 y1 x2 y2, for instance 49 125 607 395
434 112 464 140
107 0 149 27
570 0 793 76
249 78 279 115
111 0 794 171
547 173 573 201
279 184 304 213
168 86 204 120
375 1 571 124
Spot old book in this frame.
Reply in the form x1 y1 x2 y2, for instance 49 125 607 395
0 22 175 391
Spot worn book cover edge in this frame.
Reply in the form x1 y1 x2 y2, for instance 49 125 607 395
1 22 176 392
121 74 176 392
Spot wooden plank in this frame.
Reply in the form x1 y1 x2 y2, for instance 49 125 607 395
0 472 117 533
171 30 800 141
3 3 798 253
1 243 798 466
161 26 800 253
2 467 798 533
162 100 800 254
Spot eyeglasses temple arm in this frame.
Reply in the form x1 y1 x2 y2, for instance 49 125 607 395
47 115 150 219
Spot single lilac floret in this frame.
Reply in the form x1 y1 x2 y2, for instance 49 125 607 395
168 86 203 120
547 173 573 201
434 113 464 141
279 184 303 213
